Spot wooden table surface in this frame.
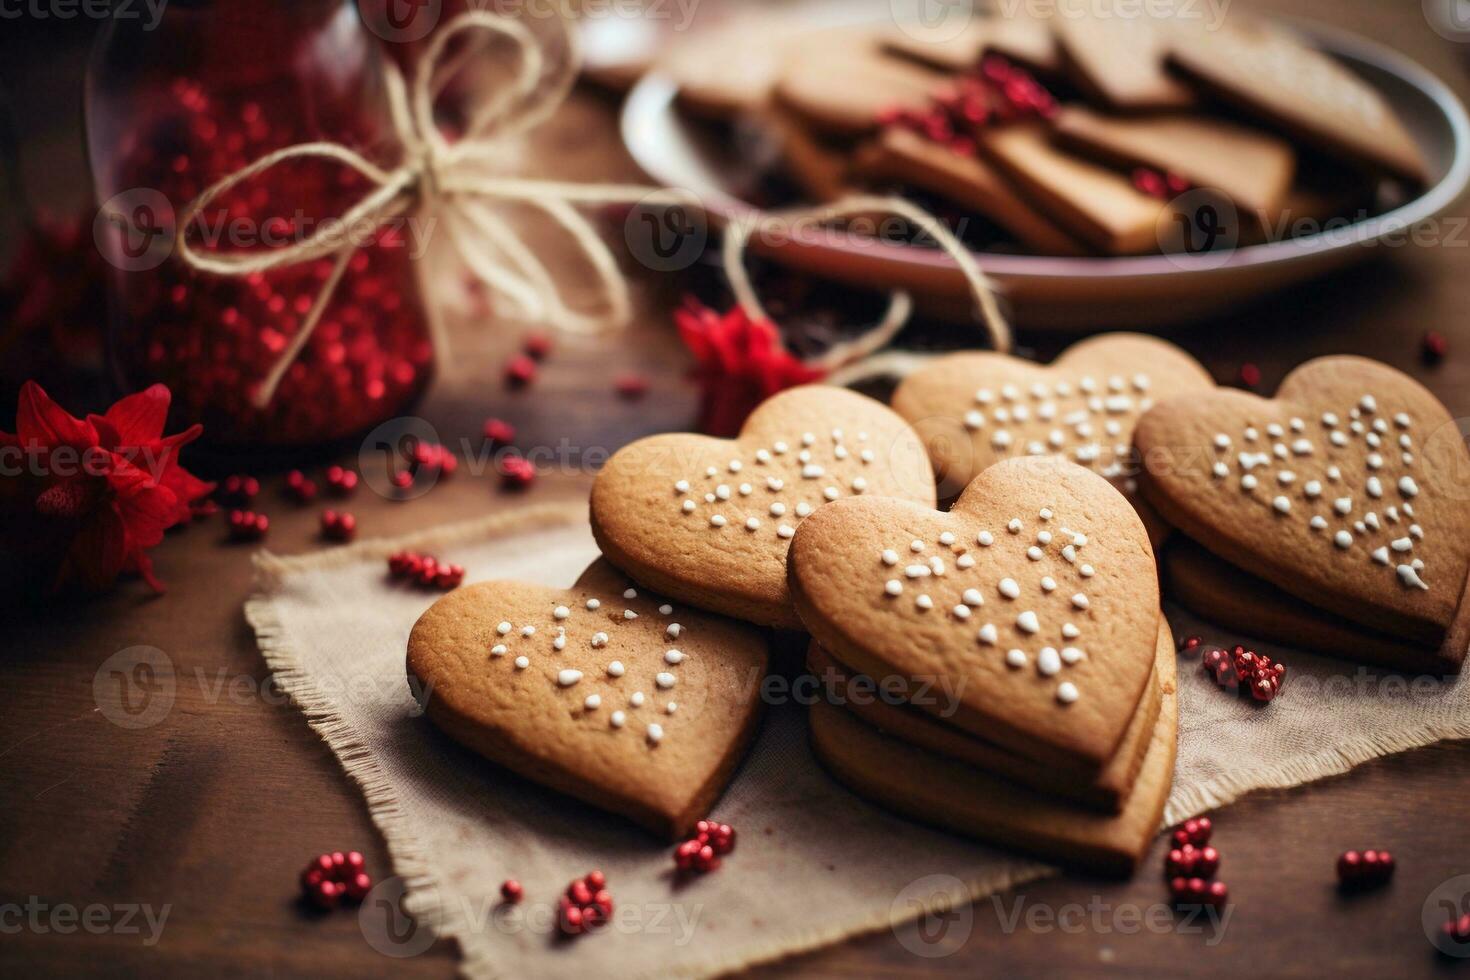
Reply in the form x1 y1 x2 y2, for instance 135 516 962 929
5 0 1470 976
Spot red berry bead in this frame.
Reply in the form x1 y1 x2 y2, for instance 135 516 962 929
325 465 359 497
1165 846 1198 878
560 902 584 935
500 879 523 903
1178 635 1203 654
1194 846 1220 877
285 469 318 503
500 456 537 491
321 510 357 542
1238 363 1262 389
614 373 649 400
1338 849 1395 888
1172 817 1212 848
585 870 606 891
523 331 553 360
309 878 343 910
674 838 702 871
505 354 537 388
390 470 415 490
1422 330 1448 366
344 872 373 901
1445 913 1470 944
483 417 516 447
228 509 269 542
568 878 592 907
220 473 260 505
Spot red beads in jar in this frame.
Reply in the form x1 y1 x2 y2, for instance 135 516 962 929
86 0 434 446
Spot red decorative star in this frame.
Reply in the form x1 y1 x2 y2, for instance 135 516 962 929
675 298 826 437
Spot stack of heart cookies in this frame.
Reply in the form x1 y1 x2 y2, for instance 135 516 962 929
1134 356 1470 675
661 9 1426 257
406 381 1179 867
790 456 1177 876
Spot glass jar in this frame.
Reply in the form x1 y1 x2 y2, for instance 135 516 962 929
86 0 434 446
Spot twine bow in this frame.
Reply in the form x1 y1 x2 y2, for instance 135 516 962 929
175 11 1011 409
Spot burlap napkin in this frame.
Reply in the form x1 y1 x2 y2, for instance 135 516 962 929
246 502 1470 978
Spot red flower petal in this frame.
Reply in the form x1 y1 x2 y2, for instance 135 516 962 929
16 380 98 449
91 383 171 449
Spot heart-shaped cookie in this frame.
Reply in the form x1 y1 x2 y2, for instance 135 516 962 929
891 333 1214 541
591 385 937 628
1135 356 1470 661
789 456 1159 773
406 559 769 839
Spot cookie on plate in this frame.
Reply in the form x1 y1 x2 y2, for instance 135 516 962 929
1166 24 1428 185
774 44 947 137
891 333 1215 540
979 123 1170 254
789 456 1160 774
1052 107 1296 218
1135 356 1470 668
407 559 769 839
591 385 937 629
1052 13 1197 111
807 616 1169 812
809 626 1177 876
851 127 1087 255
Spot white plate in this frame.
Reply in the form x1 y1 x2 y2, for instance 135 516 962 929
619 14 1470 330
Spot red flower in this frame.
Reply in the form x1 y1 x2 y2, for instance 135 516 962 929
675 298 826 437
1 381 212 594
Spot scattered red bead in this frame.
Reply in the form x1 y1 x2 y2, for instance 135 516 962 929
227 509 269 542
321 509 357 542
220 474 260 506
299 850 371 911
1169 876 1229 909
1337 849 1395 889
1237 363 1262 389
1172 816 1213 848
483 417 517 447
614 373 650 400
674 818 736 874
387 550 464 590
285 469 318 503
1201 644 1285 702
1178 635 1203 654
558 871 612 936
879 56 1055 156
505 354 538 388
523 331 554 360
325 465 359 497
500 456 537 491
1444 913 1470 945
1422 330 1448 366
408 439 458 478
500 879 523 903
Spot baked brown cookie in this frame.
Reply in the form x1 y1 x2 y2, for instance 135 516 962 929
806 616 1169 812
591 386 937 629
891 333 1215 540
1052 107 1296 218
789 456 1160 773
809 627 1177 876
1135 356 1470 666
851 127 1087 255
1053 14 1196 111
774 44 947 137
406 559 769 839
881 15 1060 77
1166 25 1428 185
979 123 1169 254
1162 536 1455 674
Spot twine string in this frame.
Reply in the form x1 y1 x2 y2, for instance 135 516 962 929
173 11 1011 409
